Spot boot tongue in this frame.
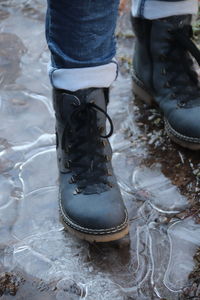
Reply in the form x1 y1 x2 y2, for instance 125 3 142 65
61 88 106 118
161 14 191 28
75 88 106 110
59 93 80 120
60 88 111 194
83 183 109 195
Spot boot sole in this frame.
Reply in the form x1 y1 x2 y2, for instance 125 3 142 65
132 74 200 151
59 197 129 243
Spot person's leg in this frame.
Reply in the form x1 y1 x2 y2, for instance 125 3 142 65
46 0 129 242
131 0 200 150
46 0 119 91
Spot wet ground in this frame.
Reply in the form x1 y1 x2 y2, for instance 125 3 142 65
0 1 200 299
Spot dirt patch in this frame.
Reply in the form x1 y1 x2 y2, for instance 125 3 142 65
0 272 25 297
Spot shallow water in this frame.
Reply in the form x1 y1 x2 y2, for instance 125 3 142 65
0 1 200 299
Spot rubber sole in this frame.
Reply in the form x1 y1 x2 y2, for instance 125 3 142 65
165 119 200 151
59 198 129 243
61 216 129 243
132 75 200 151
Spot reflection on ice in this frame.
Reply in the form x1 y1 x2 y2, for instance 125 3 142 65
132 164 188 212
19 148 57 194
165 219 200 292
0 91 54 145
12 187 60 240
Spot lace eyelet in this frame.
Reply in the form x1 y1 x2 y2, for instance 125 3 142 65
71 97 81 107
98 126 104 134
71 102 78 107
107 182 113 188
164 82 170 88
101 140 107 147
73 187 82 195
161 68 167 75
106 170 112 176
104 155 110 162
65 160 72 169
179 100 187 108
69 176 76 184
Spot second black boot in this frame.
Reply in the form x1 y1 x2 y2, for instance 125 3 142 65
132 15 200 150
53 88 129 242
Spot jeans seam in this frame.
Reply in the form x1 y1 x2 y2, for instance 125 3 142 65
139 0 146 17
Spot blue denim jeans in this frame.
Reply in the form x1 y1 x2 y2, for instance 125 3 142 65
46 0 198 91
46 0 120 69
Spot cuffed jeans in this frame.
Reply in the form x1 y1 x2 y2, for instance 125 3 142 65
133 0 198 19
46 0 198 91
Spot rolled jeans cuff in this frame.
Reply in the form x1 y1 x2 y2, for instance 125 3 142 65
49 61 118 92
131 0 199 19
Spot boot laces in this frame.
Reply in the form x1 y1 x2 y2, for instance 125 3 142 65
61 99 114 195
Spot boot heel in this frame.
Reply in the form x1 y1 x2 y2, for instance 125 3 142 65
132 80 154 107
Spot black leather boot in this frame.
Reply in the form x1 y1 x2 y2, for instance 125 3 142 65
53 88 129 242
132 15 200 150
